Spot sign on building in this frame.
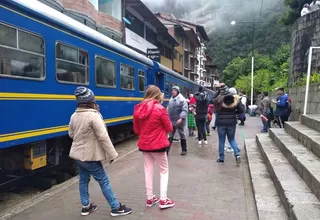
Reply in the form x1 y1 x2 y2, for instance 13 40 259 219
147 48 160 62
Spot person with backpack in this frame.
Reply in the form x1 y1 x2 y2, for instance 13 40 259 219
260 91 271 132
273 88 291 128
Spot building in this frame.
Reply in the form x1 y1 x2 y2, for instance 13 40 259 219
155 13 211 83
40 0 123 43
41 0 178 70
123 0 178 70
205 55 220 88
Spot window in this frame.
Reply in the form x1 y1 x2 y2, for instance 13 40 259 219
95 56 116 87
56 42 88 84
0 23 45 79
120 64 135 90
138 70 145 92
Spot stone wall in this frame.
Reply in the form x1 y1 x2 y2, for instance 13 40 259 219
290 10 320 87
256 84 320 121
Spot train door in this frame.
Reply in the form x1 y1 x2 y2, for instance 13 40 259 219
155 72 165 92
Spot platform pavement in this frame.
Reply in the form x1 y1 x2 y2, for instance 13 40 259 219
6 116 263 220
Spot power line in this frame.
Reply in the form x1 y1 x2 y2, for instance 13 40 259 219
258 0 264 20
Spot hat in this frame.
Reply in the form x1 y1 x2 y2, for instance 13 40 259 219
228 87 237 95
219 84 230 96
75 86 96 104
172 86 180 93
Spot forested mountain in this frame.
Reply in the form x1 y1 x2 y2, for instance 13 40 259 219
143 0 293 90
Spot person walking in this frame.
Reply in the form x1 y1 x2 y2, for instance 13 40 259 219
273 88 291 128
68 87 132 217
167 86 188 155
260 91 271 132
133 85 175 209
187 104 196 136
194 86 210 145
238 91 247 126
215 87 244 165
205 103 214 136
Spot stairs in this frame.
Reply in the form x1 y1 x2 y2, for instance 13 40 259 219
245 114 320 220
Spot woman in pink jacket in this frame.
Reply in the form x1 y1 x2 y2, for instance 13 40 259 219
69 86 132 217
133 85 175 209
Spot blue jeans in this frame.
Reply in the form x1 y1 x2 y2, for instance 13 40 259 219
76 161 120 210
217 125 240 161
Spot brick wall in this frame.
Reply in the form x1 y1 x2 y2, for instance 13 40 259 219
290 10 320 87
58 0 122 35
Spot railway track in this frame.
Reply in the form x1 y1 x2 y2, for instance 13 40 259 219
0 138 137 216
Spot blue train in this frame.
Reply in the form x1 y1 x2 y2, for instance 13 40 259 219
0 0 212 190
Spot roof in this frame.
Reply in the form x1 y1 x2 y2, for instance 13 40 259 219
183 27 200 47
177 19 209 41
125 0 178 46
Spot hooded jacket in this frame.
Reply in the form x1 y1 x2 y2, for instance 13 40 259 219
133 99 173 152
215 94 244 126
167 93 188 126
68 108 118 162
194 88 209 119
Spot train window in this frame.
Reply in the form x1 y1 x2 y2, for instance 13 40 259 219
0 23 45 80
165 79 169 96
19 31 44 54
56 42 88 84
0 24 16 48
120 64 135 90
95 56 116 88
138 70 145 92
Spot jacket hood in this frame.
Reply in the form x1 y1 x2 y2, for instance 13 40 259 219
222 95 239 109
194 91 207 102
134 99 158 120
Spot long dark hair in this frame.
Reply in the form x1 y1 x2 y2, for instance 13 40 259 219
214 95 224 111
78 103 99 111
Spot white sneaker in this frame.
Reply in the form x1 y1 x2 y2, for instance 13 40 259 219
204 140 208 145
198 141 202 145
226 147 234 153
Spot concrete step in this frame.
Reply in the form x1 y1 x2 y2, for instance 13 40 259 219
285 121 320 158
269 128 320 201
301 114 320 133
244 139 288 220
256 133 320 220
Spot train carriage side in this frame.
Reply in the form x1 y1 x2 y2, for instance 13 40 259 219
0 0 154 183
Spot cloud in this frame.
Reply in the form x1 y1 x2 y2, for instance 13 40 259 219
142 0 282 34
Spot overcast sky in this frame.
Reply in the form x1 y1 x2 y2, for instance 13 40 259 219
142 0 281 34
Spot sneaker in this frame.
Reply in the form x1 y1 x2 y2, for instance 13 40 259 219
236 156 241 165
226 147 234 153
81 203 98 216
217 159 224 165
198 140 202 145
159 198 175 209
181 151 187 156
146 196 160 207
206 133 210 136
111 203 132 217
203 140 208 145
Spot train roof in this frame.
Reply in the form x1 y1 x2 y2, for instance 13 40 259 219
7 0 201 87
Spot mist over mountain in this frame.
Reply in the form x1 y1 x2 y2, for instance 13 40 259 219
142 0 284 34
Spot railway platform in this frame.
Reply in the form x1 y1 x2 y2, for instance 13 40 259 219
4 116 262 220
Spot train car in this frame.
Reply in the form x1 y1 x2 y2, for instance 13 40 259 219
0 0 207 192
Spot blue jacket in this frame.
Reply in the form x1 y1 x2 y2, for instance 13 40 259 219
274 94 290 117
167 93 188 126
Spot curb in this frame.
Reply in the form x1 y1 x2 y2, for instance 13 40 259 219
0 147 138 220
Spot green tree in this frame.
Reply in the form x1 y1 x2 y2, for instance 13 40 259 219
281 0 310 25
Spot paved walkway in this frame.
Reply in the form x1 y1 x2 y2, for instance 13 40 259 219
7 116 262 220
